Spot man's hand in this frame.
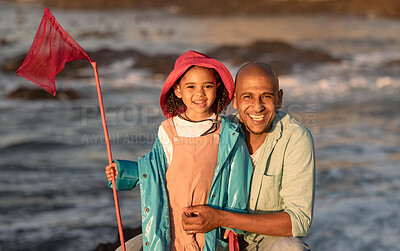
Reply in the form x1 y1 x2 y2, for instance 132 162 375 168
182 205 222 235
183 206 293 237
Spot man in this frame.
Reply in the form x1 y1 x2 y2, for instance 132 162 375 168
182 62 315 250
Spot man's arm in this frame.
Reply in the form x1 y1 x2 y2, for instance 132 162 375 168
182 205 292 236
182 126 315 237
280 128 315 236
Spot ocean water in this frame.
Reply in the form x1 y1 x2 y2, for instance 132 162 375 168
0 1 399 250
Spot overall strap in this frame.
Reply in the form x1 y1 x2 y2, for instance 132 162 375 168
161 118 178 143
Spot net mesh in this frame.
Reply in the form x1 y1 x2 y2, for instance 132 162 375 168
16 8 92 95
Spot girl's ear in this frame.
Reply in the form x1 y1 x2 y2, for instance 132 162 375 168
173 84 182 98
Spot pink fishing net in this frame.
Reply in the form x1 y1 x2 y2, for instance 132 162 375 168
16 8 92 95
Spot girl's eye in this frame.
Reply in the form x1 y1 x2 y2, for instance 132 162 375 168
205 85 214 89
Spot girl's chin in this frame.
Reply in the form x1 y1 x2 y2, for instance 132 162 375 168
185 110 213 120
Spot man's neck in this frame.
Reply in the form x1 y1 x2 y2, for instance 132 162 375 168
244 130 268 155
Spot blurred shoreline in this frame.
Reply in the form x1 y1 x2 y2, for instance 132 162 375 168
0 2 399 251
2 0 400 19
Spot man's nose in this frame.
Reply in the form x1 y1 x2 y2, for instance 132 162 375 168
253 99 265 112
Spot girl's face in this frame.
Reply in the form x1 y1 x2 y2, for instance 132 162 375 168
174 66 218 120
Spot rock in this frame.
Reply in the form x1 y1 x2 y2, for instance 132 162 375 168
0 38 12 46
384 59 400 67
57 59 92 78
40 0 400 19
1 47 176 79
88 48 178 76
207 40 340 75
94 227 142 251
1 55 26 73
379 59 400 75
1 54 91 78
133 53 178 76
2 48 146 76
90 48 146 67
3 40 339 79
6 87 81 100
249 41 296 54
78 30 120 39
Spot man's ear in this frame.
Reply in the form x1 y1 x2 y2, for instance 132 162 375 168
173 84 182 98
232 93 238 109
276 89 283 109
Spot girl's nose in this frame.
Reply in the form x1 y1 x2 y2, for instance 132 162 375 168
195 88 205 96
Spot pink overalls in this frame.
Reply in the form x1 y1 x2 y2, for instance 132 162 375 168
162 118 221 250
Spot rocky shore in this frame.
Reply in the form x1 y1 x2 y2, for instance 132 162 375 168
1 2 399 250
26 0 400 19
5 36 399 100
3 40 340 99
94 227 142 251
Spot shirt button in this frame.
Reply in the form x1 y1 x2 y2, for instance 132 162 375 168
145 242 149 246
232 132 235 135
143 174 147 178
140 155 145 159
212 194 215 198
145 208 149 212
173 137 178 141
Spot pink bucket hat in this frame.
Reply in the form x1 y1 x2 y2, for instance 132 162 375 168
159 50 235 118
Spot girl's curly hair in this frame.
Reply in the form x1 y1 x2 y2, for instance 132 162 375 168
165 66 230 118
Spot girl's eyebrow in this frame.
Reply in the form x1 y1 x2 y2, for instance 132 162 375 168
183 81 215 86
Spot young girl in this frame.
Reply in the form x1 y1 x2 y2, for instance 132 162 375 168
105 50 252 251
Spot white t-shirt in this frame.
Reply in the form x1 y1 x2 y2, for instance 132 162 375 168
250 141 264 167
229 112 261 167
158 114 218 165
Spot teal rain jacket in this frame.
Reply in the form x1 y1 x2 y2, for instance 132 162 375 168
110 116 253 251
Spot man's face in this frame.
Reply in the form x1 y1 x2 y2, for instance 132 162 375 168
233 72 283 136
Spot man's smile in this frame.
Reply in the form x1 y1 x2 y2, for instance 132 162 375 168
248 114 266 122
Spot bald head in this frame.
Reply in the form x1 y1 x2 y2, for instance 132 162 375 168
232 61 283 146
235 62 279 92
